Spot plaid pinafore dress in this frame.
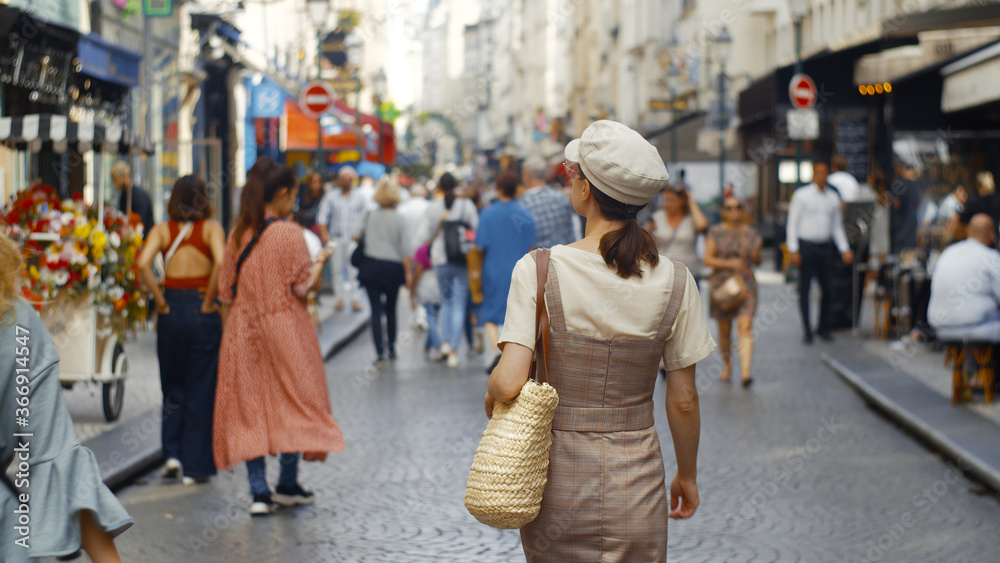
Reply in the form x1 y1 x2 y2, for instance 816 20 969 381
520 259 688 562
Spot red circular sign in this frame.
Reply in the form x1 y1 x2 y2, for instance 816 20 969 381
300 81 334 116
789 74 817 109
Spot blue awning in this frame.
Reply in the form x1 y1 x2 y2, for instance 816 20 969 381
77 33 142 88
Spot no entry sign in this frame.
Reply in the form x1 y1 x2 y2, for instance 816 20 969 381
789 74 817 110
299 81 334 117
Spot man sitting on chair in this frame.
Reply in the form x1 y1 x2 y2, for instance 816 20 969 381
928 214 1000 342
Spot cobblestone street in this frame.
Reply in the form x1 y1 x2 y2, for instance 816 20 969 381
111 282 1000 562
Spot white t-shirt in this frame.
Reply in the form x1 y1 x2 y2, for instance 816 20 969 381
499 245 716 371
827 171 861 202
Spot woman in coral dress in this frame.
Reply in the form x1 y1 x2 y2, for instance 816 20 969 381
215 157 344 516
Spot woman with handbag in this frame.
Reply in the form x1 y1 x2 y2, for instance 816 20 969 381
486 120 715 561
703 196 763 387
138 175 226 485
214 157 344 516
417 172 479 367
353 179 413 365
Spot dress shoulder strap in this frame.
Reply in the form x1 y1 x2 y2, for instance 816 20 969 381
655 260 688 341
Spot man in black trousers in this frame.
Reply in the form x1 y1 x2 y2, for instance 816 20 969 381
786 161 854 343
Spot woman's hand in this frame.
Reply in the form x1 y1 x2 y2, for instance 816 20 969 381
669 474 699 519
484 392 496 419
201 298 219 315
156 299 170 315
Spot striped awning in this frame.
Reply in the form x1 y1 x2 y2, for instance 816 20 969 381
0 114 153 154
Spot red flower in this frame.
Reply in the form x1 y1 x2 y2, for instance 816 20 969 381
72 192 84 201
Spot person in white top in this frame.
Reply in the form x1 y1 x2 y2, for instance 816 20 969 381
396 183 431 258
826 155 861 202
928 214 1000 342
786 161 854 343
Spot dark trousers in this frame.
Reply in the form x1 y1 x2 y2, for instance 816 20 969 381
157 289 221 477
798 240 835 337
366 283 401 357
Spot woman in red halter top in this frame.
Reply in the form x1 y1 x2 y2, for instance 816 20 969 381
139 175 226 484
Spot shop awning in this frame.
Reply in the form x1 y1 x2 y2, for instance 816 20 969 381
77 33 142 88
280 99 396 164
941 41 1000 113
0 114 153 154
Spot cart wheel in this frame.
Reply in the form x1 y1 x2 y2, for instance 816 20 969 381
103 342 127 422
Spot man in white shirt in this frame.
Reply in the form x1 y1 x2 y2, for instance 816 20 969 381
396 183 430 259
317 166 367 311
826 155 861 202
787 161 855 343
928 214 1000 342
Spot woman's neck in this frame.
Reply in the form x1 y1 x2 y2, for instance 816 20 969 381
721 219 742 229
264 204 282 216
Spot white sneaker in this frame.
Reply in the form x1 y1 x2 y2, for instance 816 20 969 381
438 342 452 361
160 458 181 478
447 352 460 368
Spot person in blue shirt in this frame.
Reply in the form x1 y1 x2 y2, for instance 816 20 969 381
477 171 537 371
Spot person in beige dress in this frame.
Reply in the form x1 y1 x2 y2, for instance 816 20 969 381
486 120 715 562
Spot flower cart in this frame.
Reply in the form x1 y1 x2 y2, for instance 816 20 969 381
1 115 151 421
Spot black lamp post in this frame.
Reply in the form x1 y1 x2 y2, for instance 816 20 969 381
307 0 330 172
713 26 732 202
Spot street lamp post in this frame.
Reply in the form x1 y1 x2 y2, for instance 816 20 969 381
714 26 732 202
666 59 682 168
372 69 387 166
306 0 330 173
345 33 363 161
790 0 808 187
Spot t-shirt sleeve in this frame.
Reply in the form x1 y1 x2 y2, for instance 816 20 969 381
498 254 537 351
662 267 717 371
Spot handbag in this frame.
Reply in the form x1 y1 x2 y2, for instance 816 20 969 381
466 243 484 304
465 248 559 529
711 275 749 313
350 212 370 268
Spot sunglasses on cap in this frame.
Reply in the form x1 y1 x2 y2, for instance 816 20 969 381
563 160 581 180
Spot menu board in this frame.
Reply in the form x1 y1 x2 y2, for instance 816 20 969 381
834 112 870 182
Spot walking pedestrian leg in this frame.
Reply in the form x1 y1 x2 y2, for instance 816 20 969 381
365 285 386 358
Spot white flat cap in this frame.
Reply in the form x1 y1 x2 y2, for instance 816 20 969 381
564 120 670 206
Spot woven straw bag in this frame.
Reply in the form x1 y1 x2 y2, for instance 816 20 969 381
465 249 558 529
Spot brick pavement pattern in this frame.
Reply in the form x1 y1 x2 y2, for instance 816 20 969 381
111 283 1000 562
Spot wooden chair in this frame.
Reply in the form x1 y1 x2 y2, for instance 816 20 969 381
944 341 996 405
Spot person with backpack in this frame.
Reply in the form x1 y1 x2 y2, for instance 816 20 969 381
418 173 479 367
214 157 344 516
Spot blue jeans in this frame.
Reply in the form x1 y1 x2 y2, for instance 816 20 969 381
157 289 220 478
435 263 468 349
423 303 442 351
246 453 299 496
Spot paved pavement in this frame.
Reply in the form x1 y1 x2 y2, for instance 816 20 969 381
107 281 1000 562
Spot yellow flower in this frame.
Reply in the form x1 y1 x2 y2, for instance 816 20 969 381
91 230 107 250
73 223 91 239
29 265 40 280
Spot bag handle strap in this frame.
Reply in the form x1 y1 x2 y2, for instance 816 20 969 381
231 217 279 298
163 222 193 272
529 248 551 384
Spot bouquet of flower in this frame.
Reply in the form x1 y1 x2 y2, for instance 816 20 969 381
2 184 148 340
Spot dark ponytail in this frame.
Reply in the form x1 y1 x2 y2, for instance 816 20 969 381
439 172 457 210
233 156 296 243
585 171 659 279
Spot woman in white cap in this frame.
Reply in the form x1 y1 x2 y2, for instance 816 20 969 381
486 120 715 560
